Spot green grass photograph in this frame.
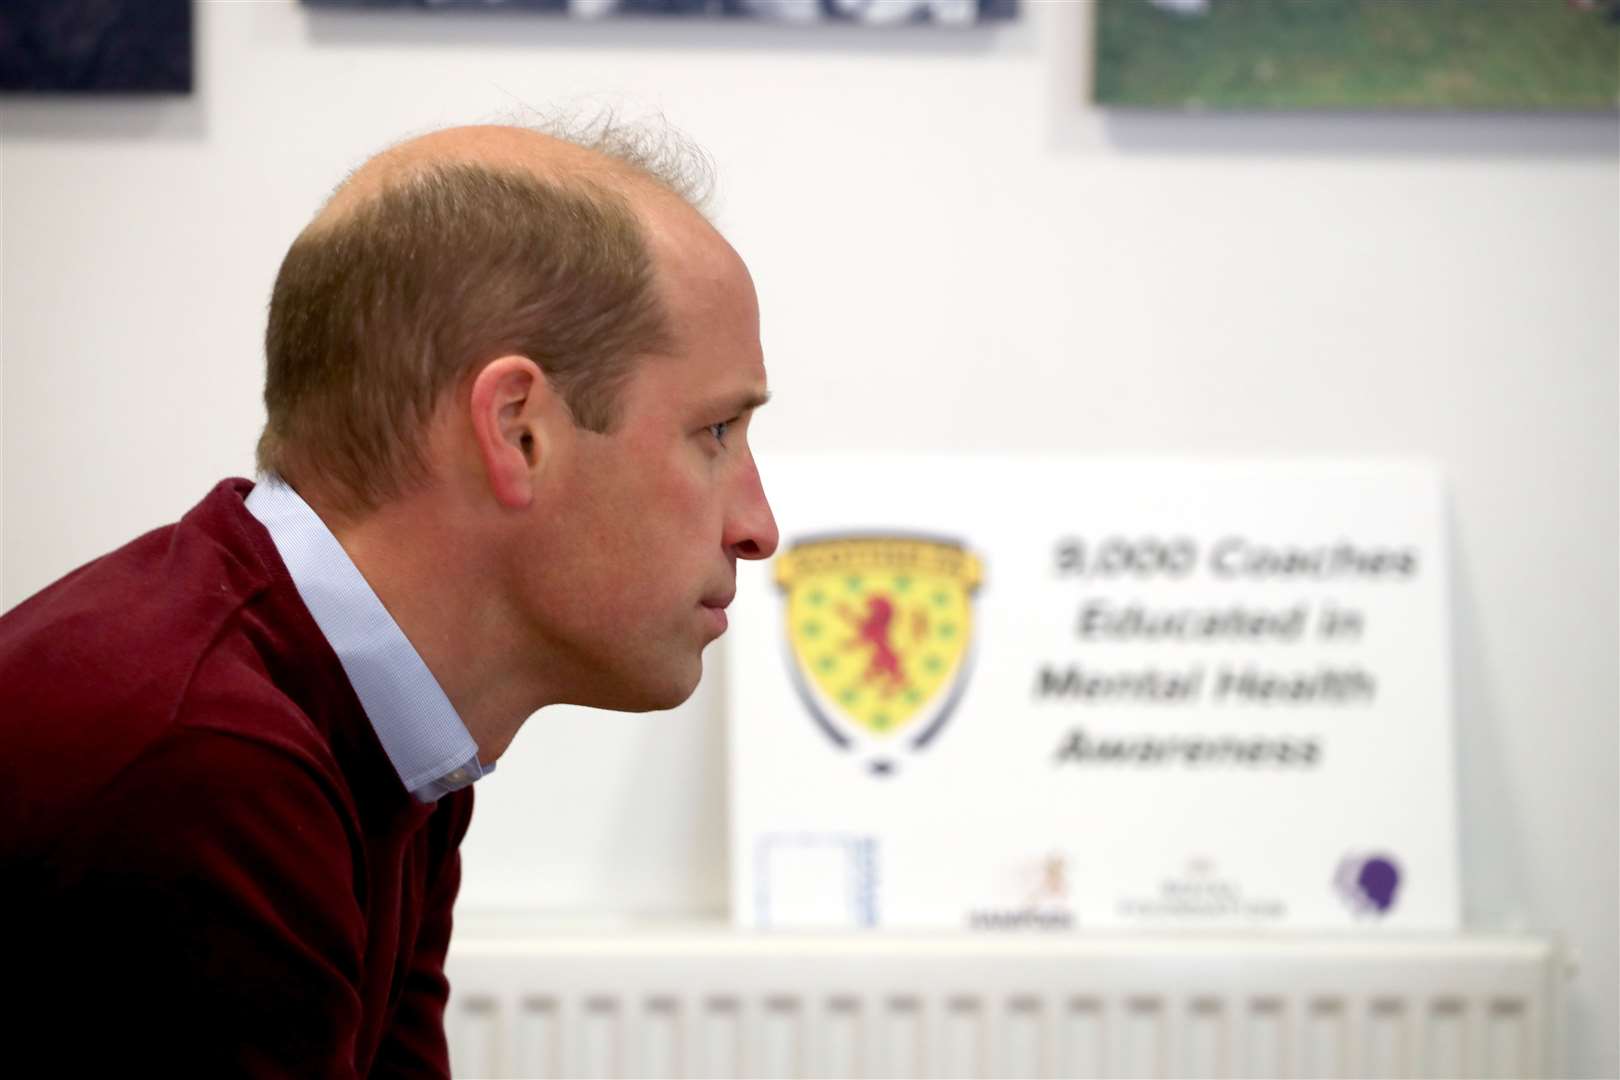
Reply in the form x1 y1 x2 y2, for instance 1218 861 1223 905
1094 0 1620 109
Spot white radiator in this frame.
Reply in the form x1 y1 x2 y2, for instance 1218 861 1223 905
444 922 1564 1079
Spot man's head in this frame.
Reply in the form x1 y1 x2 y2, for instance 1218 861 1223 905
258 122 704 512
258 123 778 714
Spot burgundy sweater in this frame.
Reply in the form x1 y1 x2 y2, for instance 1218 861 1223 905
0 480 473 1077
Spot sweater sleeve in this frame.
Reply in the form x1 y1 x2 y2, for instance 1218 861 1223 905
30 725 370 1078
370 788 474 1079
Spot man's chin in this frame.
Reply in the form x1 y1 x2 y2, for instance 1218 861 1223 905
590 658 704 714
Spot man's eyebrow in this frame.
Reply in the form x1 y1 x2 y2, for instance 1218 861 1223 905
712 389 771 416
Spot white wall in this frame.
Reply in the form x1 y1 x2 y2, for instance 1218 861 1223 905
2 1 1614 1074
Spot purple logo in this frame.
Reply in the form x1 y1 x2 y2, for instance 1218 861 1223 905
1334 853 1401 916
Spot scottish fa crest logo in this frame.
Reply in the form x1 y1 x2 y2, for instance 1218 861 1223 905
775 535 983 776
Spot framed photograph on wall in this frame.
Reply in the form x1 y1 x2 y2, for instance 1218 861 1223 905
0 0 192 93
1094 0 1620 110
302 0 1018 28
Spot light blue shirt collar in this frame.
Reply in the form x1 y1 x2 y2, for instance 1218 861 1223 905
244 475 491 804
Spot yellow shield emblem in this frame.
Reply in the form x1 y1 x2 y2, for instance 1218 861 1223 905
776 536 983 765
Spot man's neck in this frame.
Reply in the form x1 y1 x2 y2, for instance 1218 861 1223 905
320 489 541 766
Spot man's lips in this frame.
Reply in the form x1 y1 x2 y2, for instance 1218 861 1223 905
701 592 734 634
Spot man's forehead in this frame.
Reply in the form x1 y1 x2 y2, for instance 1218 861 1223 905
645 211 757 335
622 336 767 416
642 196 735 272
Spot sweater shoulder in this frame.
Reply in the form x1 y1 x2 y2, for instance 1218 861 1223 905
0 481 336 850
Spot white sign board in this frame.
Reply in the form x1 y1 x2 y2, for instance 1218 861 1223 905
727 458 1459 931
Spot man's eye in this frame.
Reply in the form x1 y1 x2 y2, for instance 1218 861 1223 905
708 420 731 446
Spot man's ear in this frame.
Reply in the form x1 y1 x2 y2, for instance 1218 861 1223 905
468 355 555 509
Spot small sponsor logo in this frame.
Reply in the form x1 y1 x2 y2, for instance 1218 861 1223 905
968 852 1076 931
1334 852 1402 916
1116 856 1287 922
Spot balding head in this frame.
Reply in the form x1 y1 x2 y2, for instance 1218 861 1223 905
256 121 723 516
315 124 692 233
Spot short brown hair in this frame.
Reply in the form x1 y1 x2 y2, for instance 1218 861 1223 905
257 161 673 515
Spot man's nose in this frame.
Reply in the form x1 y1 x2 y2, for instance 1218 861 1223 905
727 460 779 561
